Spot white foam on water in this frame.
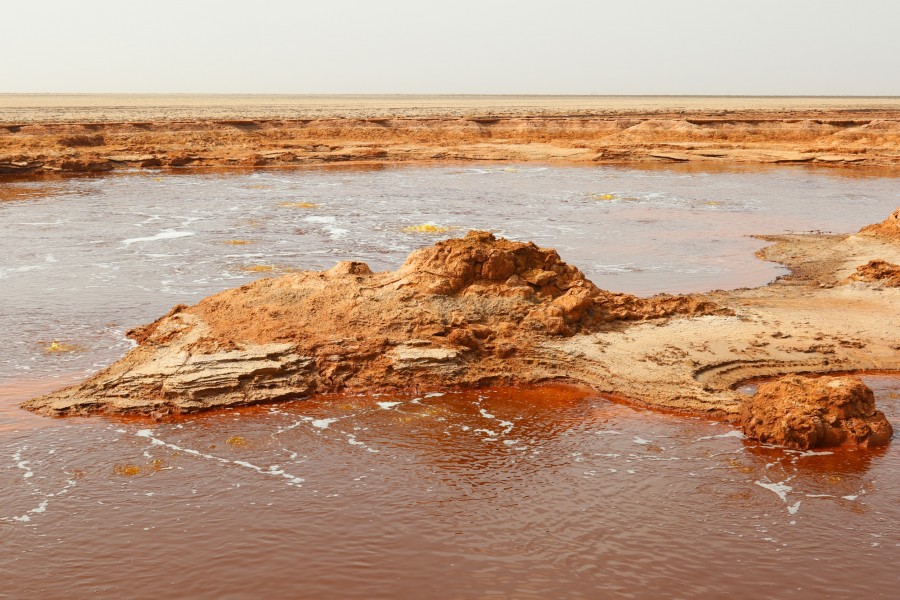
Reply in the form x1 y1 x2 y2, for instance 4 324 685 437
633 436 652 445
787 501 802 515
341 432 378 453
696 430 744 441
13 219 64 226
424 392 445 398
274 416 314 434
311 418 338 430
755 479 793 502
479 408 496 419
0 264 46 280
13 449 33 480
121 229 195 246
325 226 350 240
135 429 304 487
474 428 499 438
2 446 78 525
842 495 859 501
233 461 304 487
795 449 834 457
303 216 337 224
596 430 623 435
376 401 402 410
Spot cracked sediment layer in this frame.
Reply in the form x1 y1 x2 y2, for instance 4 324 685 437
22 210 900 424
2 96 900 174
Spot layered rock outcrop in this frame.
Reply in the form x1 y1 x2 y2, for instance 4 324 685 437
23 232 725 417
740 375 893 449
21 219 900 449
3 104 900 174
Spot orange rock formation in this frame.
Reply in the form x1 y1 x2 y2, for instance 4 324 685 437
740 375 893 449
3 108 900 175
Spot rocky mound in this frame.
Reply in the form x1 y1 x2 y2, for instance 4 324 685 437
23 231 726 417
740 375 893 450
859 207 900 240
846 259 900 287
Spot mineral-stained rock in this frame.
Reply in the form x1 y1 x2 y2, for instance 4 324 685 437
859 207 900 240
106 154 157 162
58 159 113 173
168 155 197 167
846 260 900 287
740 375 893 449
22 231 727 417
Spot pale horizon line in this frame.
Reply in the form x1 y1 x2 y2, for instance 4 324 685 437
3 92 900 99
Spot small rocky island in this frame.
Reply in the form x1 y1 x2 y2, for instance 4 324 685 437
25 209 900 449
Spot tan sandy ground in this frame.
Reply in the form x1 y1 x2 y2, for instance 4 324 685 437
2 95 900 174
23 210 900 425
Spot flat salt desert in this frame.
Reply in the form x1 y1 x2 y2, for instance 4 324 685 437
3 93 900 122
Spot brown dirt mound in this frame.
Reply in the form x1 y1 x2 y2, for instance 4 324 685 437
846 259 900 286
740 375 893 449
859 207 900 240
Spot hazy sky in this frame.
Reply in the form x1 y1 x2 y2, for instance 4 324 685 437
4 0 899 95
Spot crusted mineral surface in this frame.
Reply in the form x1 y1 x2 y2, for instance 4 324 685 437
740 375 893 449
23 232 724 416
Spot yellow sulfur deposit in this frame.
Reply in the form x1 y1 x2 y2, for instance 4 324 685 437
113 464 141 477
224 240 254 246
241 265 275 273
279 201 319 208
44 340 79 353
593 193 616 201
402 223 453 234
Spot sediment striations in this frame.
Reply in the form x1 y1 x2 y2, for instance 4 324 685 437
22 232 725 416
23 210 900 441
2 107 900 175
740 375 893 449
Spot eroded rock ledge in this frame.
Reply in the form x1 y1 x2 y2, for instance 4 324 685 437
23 212 900 449
23 232 725 416
2 108 900 175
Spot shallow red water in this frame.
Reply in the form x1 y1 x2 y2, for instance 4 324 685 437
2 381 898 598
2 165 899 598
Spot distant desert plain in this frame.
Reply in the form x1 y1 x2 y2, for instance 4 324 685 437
2 94 899 175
